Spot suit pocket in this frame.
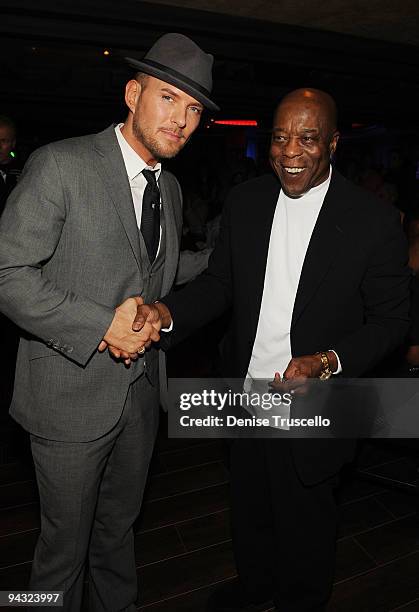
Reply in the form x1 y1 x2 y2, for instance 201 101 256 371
28 340 59 361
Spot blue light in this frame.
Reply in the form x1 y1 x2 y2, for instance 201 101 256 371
246 140 257 161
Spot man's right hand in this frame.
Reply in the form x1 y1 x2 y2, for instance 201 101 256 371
98 296 160 358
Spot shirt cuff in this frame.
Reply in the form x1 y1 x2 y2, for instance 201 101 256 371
329 350 342 374
161 320 173 332
154 300 173 332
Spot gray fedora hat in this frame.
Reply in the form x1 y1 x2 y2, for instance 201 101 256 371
125 33 219 112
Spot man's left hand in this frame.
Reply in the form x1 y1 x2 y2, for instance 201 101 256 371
283 351 338 380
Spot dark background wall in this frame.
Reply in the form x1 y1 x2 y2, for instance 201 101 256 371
2 2 419 129
1 0 419 179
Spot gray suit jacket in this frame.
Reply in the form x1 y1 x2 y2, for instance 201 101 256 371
0 125 182 442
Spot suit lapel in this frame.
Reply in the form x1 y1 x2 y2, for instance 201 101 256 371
92 126 142 272
291 171 351 328
159 173 180 295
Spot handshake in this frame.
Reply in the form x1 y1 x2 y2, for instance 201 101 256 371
98 296 171 365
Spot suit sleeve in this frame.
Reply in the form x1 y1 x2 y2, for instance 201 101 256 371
0 145 114 366
161 195 234 346
334 207 410 376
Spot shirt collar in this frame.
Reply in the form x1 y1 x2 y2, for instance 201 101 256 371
308 165 332 196
115 123 162 182
281 165 332 203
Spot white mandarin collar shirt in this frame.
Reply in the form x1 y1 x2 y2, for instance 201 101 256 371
247 167 341 383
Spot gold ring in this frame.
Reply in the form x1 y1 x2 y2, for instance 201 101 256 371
137 347 145 355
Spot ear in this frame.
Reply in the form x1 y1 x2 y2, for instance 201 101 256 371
124 79 142 114
330 130 340 156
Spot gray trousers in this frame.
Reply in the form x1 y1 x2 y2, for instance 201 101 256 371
29 376 159 612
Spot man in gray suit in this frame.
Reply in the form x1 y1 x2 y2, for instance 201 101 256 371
0 33 218 611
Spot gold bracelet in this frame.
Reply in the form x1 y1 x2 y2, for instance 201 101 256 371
317 351 332 380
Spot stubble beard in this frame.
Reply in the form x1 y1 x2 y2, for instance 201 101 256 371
132 115 182 160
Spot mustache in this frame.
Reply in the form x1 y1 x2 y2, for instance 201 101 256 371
159 128 185 139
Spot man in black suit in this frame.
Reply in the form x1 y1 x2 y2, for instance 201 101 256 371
110 89 410 611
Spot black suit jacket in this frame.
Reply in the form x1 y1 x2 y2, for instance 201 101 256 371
164 170 410 483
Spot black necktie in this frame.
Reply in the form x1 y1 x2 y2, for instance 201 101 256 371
141 169 160 262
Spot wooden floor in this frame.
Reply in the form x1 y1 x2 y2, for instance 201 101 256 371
0 418 419 612
0 323 418 611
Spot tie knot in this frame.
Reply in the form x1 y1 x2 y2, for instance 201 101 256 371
142 169 158 188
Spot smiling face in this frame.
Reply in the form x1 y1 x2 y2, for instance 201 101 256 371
122 75 203 165
269 90 339 198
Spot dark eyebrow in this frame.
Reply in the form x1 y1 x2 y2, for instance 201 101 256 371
161 87 203 109
161 87 179 98
272 127 320 135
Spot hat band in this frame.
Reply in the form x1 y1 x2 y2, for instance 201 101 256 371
140 58 211 98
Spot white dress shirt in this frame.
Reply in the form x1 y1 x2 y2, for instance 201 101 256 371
115 124 173 331
115 123 162 254
247 168 341 382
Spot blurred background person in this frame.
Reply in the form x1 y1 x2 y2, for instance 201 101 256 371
0 116 21 216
